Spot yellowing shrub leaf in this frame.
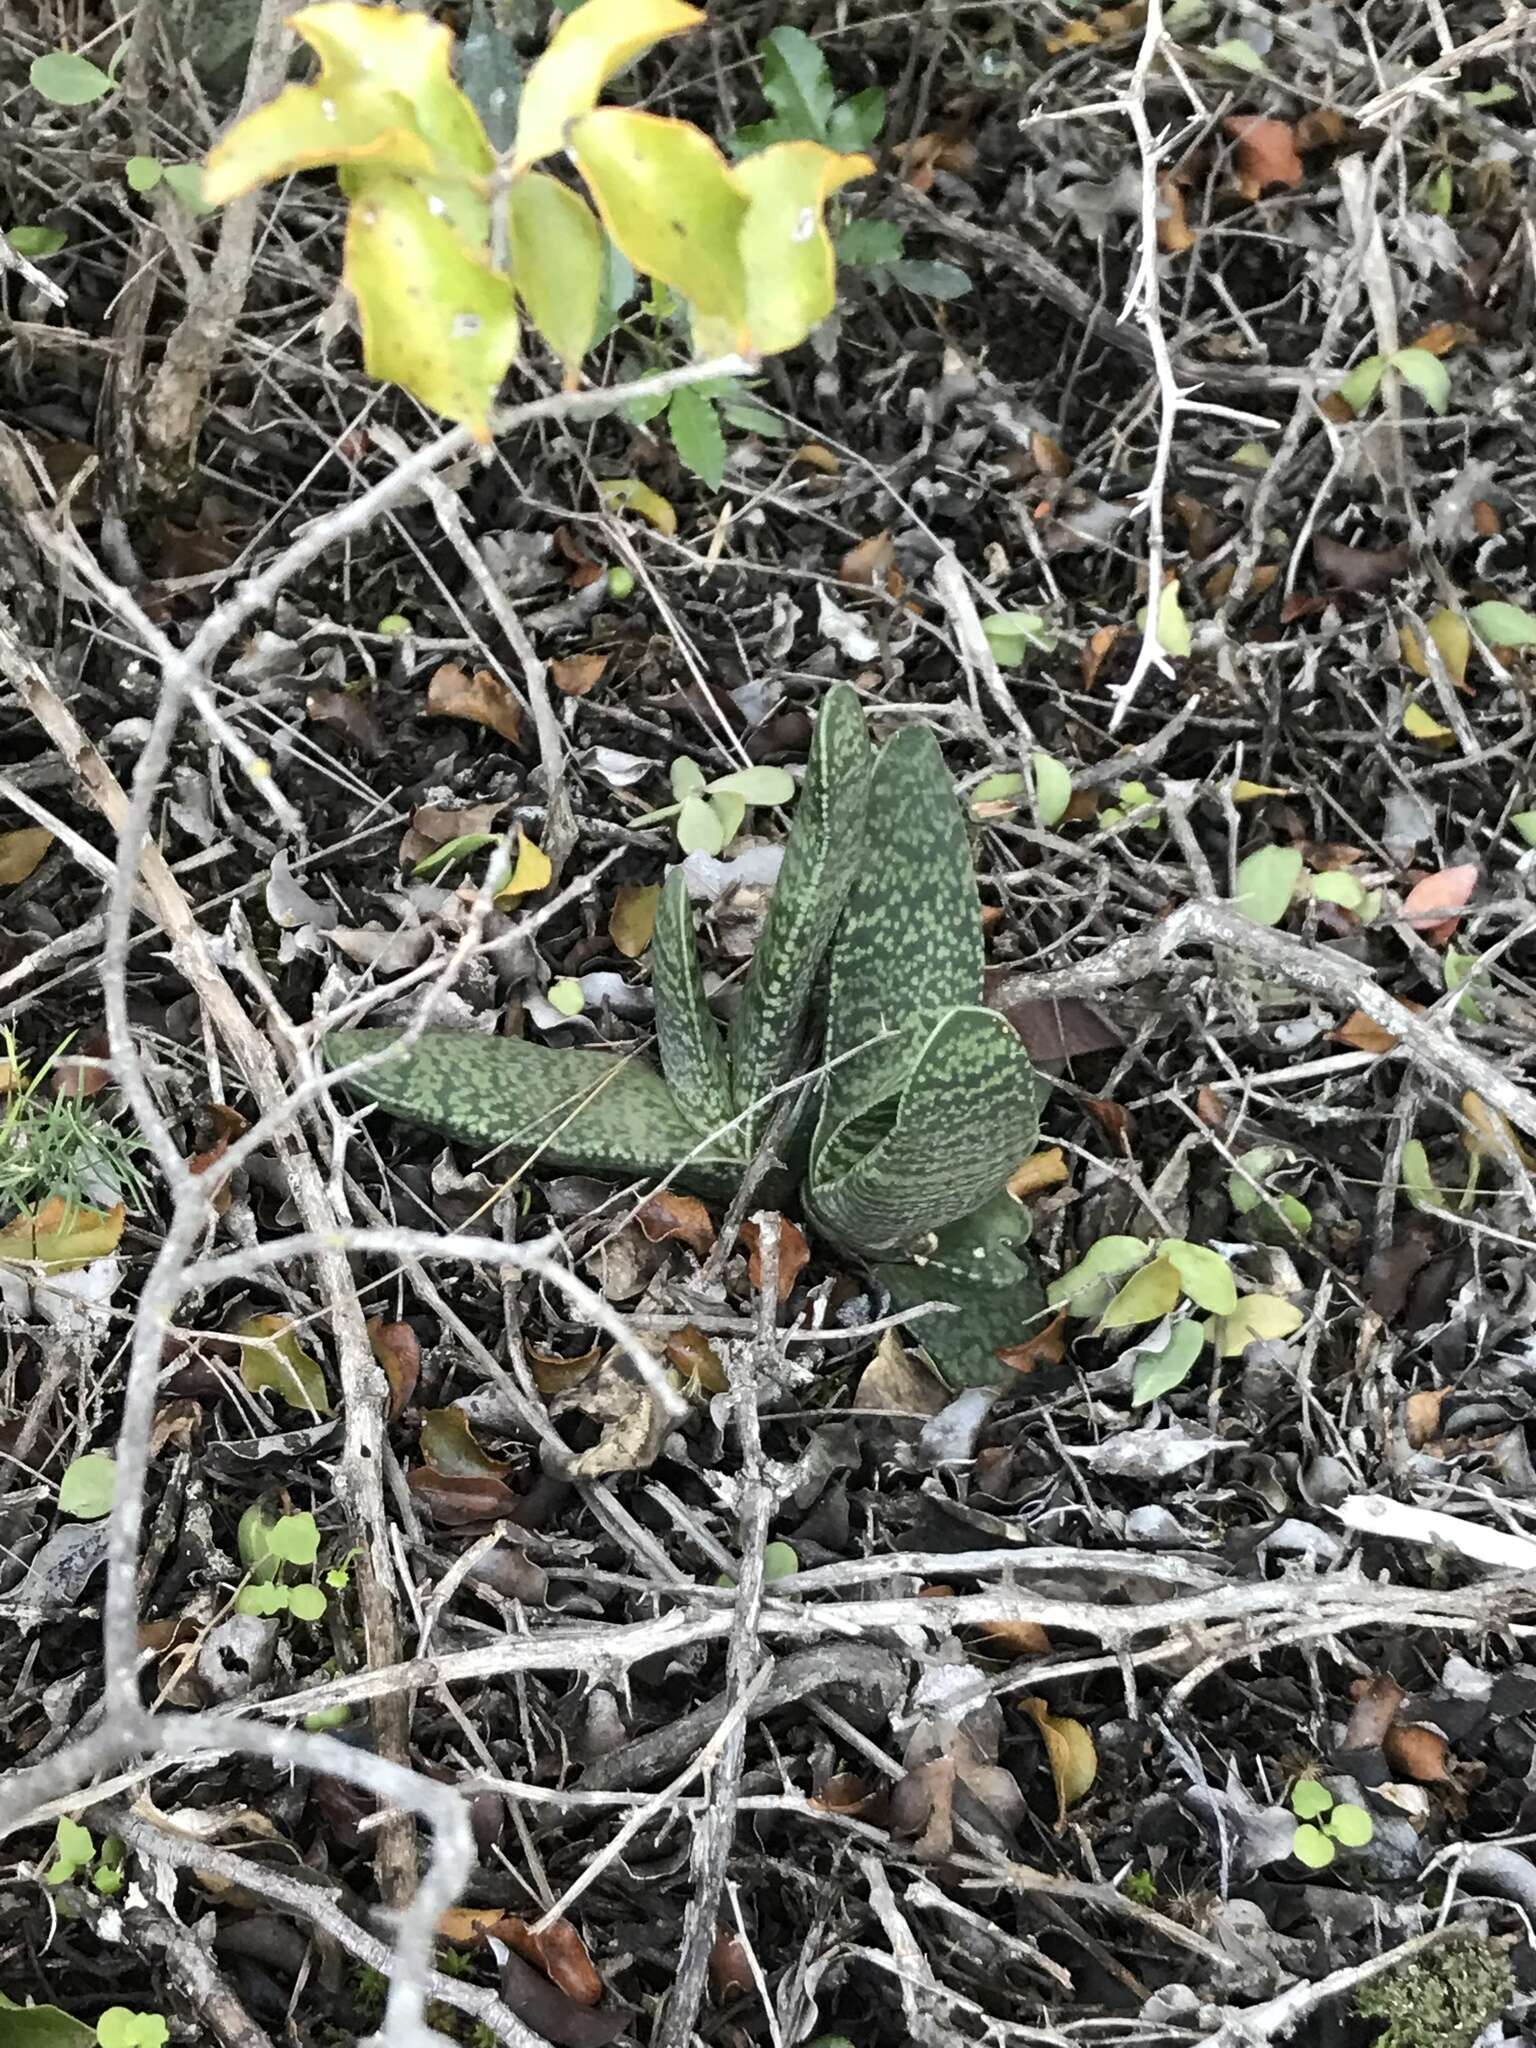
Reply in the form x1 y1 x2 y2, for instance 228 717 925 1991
514 0 703 171
1234 844 1302 926
734 140 873 354
1099 1255 1182 1329
344 175 518 438
597 476 677 534
1163 1239 1238 1314
0 1198 124 1272
508 171 604 378
1208 1294 1304 1357
571 110 748 344
499 827 552 899
0 826 55 886
236 1314 332 1415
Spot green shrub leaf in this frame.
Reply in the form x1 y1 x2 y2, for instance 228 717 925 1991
1469 600 1536 647
752 26 836 142
1234 844 1303 925
667 384 727 487
514 0 702 171
1099 1256 1182 1330
1032 752 1072 827
1046 1236 1151 1317
508 171 603 378
1163 1240 1238 1314
1131 1318 1205 1404
31 52 115 105
710 764 796 805
1390 346 1450 415
0 1995 95 2046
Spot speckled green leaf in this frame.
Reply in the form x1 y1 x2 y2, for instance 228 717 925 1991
818 725 984 1154
728 681 871 1142
325 1029 743 1193
877 1192 1048 1388
811 1008 1041 1252
652 868 738 1145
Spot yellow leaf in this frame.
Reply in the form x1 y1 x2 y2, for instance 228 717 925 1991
733 141 873 355
1099 1255 1181 1330
1021 1698 1098 1822
597 476 677 535
1207 1294 1304 1358
236 1313 332 1415
514 0 704 171
1006 1147 1069 1198
1045 20 1102 48
571 109 748 344
497 826 552 900
1155 579 1192 657
1399 608 1470 688
508 171 604 379
1231 780 1290 802
609 882 660 958
344 174 519 439
1402 699 1454 743
204 2 490 223
0 1197 124 1273
0 826 55 886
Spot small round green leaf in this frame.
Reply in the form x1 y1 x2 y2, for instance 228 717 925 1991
55 1817 95 1868
286 1581 328 1622
1290 1822 1335 1868
762 1541 800 1582
1163 1240 1238 1315
1290 1777 1333 1819
1390 347 1450 416
1326 1802 1374 1848
1511 811 1536 848
92 1864 124 1896
7 225 69 258
30 52 115 105
235 1581 289 1617
125 155 163 191
266 1511 320 1567
676 789 725 855
982 610 1055 667
1336 353 1386 413
547 977 585 1017
58 1453 116 1520
1046 1235 1151 1317
1099 1256 1182 1330
1310 869 1368 911
670 755 707 800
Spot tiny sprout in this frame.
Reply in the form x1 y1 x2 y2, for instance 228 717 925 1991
376 613 412 637
632 756 797 858
1289 1777 1374 1867
1099 780 1162 832
303 1702 352 1733
606 566 635 600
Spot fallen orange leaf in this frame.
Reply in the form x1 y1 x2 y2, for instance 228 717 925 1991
740 1214 811 1301
1400 863 1478 946
1225 115 1305 200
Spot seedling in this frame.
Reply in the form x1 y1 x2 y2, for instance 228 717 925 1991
1098 780 1162 832
1047 1234 1305 1402
96 2014 168 2048
45 1817 128 1896
0 1031 147 1222
970 752 1072 828
1289 1777 1373 1867
632 758 796 857
235 1507 329 1621
1335 346 1450 417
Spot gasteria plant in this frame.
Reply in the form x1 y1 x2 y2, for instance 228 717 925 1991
327 686 1047 1386
200 0 872 436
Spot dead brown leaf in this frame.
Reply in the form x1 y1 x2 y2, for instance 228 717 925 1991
839 528 895 589
995 1306 1068 1377
637 1191 714 1258
977 1617 1051 1658
1313 532 1411 594
853 1328 947 1414
368 1317 420 1422
1224 115 1305 200
1156 173 1196 252
893 132 978 193
792 443 840 474
407 1468 518 1525
1383 1721 1451 1783
500 1915 602 2007
1333 1009 1401 1054
1343 1673 1407 1751
529 1344 601 1396
1084 1097 1133 1146
1081 623 1125 689
426 662 524 745
553 523 605 589
1295 107 1349 150
1401 863 1477 946
398 798 506 869
1195 1086 1227 1128
1404 1389 1444 1448
664 1323 729 1393
1020 1697 1098 1823
551 652 610 697
740 1213 811 1300
1030 429 1072 479
421 1406 510 1478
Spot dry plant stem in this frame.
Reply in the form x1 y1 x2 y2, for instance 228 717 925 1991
1 358 751 2039
998 900 1536 1143
141 0 292 484
657 1216 780 2048
116 1891 277 2048
113 1812 545 2048
931 552 1033 751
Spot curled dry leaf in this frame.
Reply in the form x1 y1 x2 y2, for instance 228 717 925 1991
500 1915 603 2008
368 1317 420 1422
1156 173 1195 253
399 797 505 869
1460 1090 1533 1169
995 1305 1068 1376
839 528 895 590
1383 1720 1451 1784
408 1467 519 1525
1195 1086 1227 1128
853 1327 948 1415
1006 1146 1069 1198
1332 1009 1402 1054
664 1323 729 1393
637 1190 715 1258
893 131 978 191
551 651 610 697
740 1213 811 1300
420 1405 511 1477
977 1616 1051 1658
1020 1697 1097 1823
1404 1388 1444 1449
709 1929 755 2005
426 662 524 745
1224 114 1304 200
1081 623 1125 689
1400 863 1477 945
